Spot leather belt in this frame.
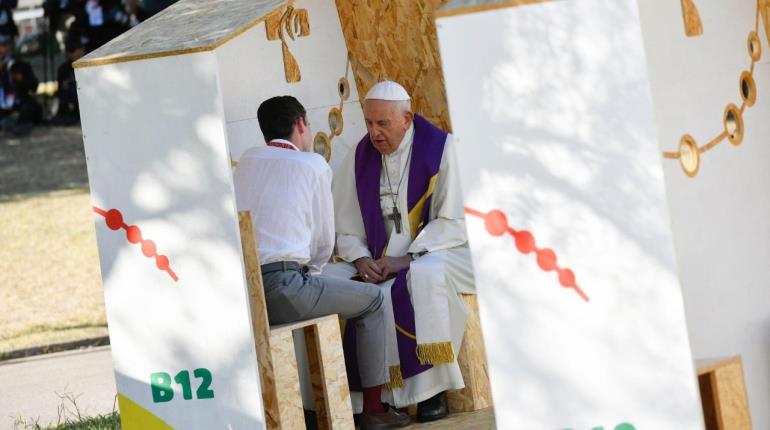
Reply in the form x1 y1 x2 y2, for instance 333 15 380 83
260 261 304 274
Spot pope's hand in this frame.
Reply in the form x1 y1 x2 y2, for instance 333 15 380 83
374 255 411 279
354 257 385 283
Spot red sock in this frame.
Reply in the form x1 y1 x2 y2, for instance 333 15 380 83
362 385 385 413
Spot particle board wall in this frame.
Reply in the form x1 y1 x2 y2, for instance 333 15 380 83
335 0 452 131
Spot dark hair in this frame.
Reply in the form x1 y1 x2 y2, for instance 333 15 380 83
257 96 307 142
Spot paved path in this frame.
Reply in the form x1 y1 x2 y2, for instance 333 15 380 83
0 347 116 429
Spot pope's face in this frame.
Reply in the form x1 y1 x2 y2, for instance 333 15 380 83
363 99 413 155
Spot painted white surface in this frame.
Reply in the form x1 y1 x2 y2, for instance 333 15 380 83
437 0 703 428
639 0 770 427
215 0 366 170
76 52 264 429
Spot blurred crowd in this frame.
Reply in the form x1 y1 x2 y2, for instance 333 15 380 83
0 0 177 136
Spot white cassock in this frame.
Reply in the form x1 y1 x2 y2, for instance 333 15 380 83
320 123 477 409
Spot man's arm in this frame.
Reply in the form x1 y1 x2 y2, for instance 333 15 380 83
307 165 335 274
332 148 371 262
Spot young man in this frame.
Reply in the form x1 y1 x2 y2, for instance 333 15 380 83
233 96 411 430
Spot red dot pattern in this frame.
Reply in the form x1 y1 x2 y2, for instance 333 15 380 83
92 206 179 282
465 207 589 303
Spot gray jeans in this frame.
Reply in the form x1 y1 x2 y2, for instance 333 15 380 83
262 268 387 388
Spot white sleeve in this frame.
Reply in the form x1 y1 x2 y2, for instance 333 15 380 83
332 147 372 262
408 135 468 254
308 166 335 274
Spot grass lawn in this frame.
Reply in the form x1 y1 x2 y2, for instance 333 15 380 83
11 392 120 430
0 126 107 355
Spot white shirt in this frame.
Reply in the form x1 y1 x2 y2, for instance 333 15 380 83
234 139 335 274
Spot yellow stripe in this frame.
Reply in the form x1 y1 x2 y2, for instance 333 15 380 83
407 174 439 239
395 324 417 340
118 393 174 430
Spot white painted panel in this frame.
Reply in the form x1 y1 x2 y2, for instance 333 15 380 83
437 1 703 428
76 52 264 429
216 0 365 167
639 1 770 427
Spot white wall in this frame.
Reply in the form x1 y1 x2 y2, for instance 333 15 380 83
215 0 366 172
76 52 264 429
639 0 770 426
437 1 703 428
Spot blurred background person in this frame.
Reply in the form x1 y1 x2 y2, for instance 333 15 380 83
0 28 42 136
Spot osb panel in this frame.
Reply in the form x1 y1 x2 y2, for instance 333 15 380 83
75 0 285 68
305 316 355 430
304 325 330 429
238 212 281 430
699 373 719 430
680 0 703 37
697 356 752 430
762 0 770 47
448 294 493 413
713 360 752 430
438 0 552 18
409 406 495 429
335 0 452 132
270 329 306 429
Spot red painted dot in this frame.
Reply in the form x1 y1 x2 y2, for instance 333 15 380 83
514 230 536 254
126 225 142 244
141 240 157 257
105 209 123 230
484 210 508 237
155 255 169 270
558 268 575 288
536 248 557 271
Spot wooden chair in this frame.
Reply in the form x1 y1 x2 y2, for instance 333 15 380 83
238 212 354 430
696 356 752 430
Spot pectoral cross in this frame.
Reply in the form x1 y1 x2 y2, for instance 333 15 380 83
386 206 402 234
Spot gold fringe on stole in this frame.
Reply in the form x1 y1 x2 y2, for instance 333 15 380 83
388 365 405 389
416 342 455 365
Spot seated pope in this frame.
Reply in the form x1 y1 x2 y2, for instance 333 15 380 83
326 80 477 423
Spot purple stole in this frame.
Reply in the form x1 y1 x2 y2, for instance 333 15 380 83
343 115 447 390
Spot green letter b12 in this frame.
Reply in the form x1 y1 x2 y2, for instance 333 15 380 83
150 372 174 403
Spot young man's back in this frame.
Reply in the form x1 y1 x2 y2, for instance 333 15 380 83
234 144 333 274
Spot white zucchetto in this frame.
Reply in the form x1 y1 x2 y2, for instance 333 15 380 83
364 80 411 101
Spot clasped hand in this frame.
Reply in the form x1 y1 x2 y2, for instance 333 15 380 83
354 255 411 283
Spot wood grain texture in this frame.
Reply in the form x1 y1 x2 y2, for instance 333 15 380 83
75 0 285 68
265 5 311 83
761 0 770 48
447 294 493 413
697 356 752 430
409 406 495 429
680 0 704 37
335 0 452 131
437 0 552 18
238 212 281 430
304 324 330 430
304 316 355 430
270 329 306 430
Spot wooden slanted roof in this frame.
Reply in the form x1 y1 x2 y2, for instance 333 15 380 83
74 0 285 69
437 0 552 18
